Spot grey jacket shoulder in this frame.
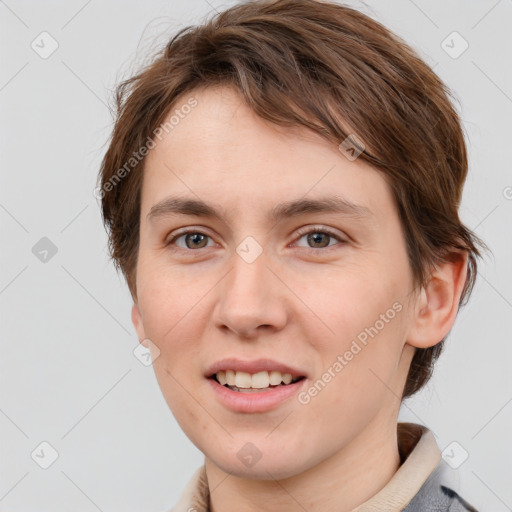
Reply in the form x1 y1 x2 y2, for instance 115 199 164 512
403 462 478 512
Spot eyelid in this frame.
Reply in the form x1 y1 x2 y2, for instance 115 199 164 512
164 226 217 247
291 224 347 249
165 224 347 252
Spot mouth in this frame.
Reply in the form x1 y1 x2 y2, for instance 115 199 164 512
208 370 306 393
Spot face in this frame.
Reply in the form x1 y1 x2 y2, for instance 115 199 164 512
132 85 419 479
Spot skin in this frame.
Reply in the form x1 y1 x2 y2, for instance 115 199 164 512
131 85 468 512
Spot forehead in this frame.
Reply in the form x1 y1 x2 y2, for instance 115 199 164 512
140 86 395 225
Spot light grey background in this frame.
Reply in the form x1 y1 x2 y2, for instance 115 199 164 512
1 0 511 510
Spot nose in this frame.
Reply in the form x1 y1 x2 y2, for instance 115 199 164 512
213 249 288 339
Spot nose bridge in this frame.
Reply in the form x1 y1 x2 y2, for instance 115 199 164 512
215 242 286 336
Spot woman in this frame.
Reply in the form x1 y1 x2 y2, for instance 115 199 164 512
97 1 484 510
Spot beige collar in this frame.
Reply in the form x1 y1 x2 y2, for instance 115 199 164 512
170 422 441 512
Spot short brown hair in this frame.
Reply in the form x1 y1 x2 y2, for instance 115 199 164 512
97 0 487 399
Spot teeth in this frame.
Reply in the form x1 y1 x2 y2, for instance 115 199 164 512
215 370 299 388
225 370 235 386
269 370 283 385
235 371 252 388
251 371 270 388
282 372 293 385
217 371 227 386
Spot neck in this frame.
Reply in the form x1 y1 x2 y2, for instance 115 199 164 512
204 417 402 512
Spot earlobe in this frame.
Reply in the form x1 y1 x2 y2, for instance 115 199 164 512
131 303 147 343
407 251 468 349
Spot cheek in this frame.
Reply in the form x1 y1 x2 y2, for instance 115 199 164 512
301 262 406 347
136 267 208 408
136 256 204 340
298 262 408 406
151 359 209 445
299 318 405 444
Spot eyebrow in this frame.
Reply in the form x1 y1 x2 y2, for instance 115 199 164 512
146 194 373 225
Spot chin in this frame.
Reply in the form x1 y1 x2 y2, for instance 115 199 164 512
207 448 308 481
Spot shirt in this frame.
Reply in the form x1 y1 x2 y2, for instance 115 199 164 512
169 422 479 511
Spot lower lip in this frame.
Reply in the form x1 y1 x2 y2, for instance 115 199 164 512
207 377 307 413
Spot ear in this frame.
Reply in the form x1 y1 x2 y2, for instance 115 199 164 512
131 303 147 345
406 251 468 349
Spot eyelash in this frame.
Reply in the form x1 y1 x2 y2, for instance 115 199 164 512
165 225 346 253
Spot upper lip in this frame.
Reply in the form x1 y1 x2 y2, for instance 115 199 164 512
205 358 307 379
